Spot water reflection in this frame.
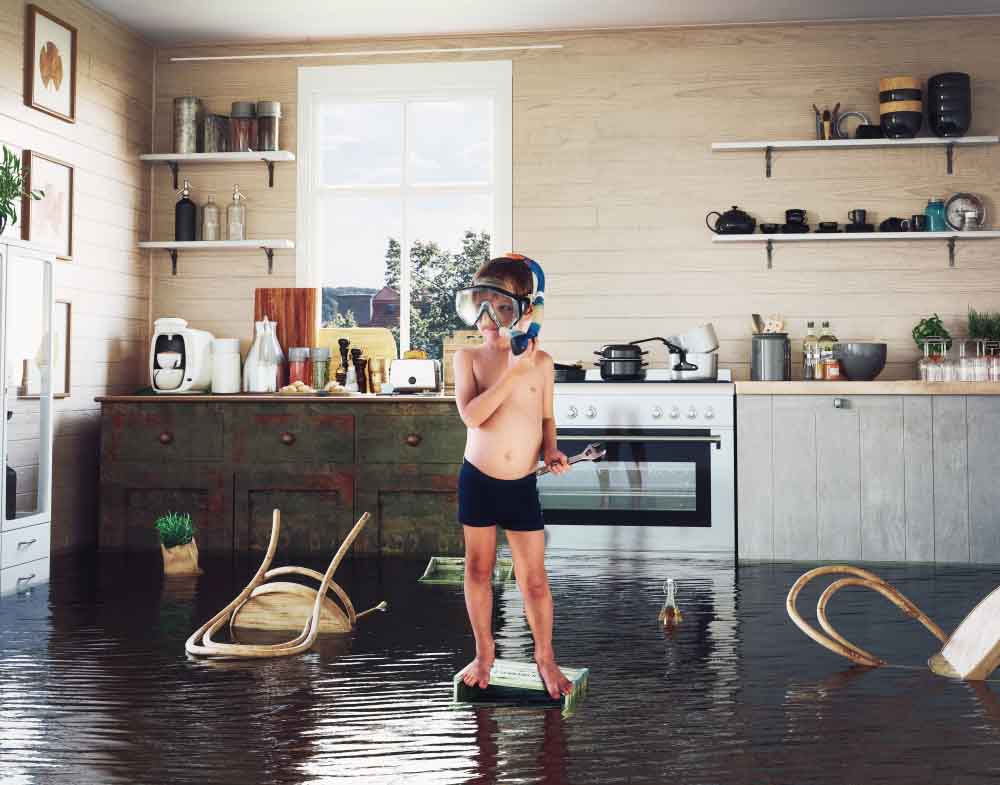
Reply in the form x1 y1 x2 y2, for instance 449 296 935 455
0 554 998 783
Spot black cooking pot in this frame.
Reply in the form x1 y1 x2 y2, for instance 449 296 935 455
594 344 648 380
554 362 585 382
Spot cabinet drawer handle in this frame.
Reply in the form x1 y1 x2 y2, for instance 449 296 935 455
833 398 847 409
280 431 296 446
405 433 422 447
17 539 37 549
159 431 174 445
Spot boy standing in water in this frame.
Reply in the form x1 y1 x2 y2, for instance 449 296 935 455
452 255 573 700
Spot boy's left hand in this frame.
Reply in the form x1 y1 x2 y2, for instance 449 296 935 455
543 449 571 475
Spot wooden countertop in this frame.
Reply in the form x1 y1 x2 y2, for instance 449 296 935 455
736 381 1000 395
96 393 457 403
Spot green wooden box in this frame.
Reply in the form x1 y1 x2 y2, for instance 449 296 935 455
418 556 514 584
453 659 590 717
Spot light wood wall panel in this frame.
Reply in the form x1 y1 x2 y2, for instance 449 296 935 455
1 0 152 551
153 19 1000 379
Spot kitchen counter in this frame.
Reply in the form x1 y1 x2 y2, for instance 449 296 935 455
96 393 456 403
736 381 1000 395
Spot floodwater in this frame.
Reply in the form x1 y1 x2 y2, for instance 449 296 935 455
1 551 1000 784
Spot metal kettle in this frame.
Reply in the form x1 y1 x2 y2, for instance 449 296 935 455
706 205 756 234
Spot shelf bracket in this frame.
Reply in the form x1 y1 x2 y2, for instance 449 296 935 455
765 146 773 178
264 159 275 188
766 239 774 269
946 142 955 175
167 161 179 190
168 249 178 276
948 236 957 268
263 246 274 274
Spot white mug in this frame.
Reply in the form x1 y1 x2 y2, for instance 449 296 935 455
678 323 719 353
157 351 182 369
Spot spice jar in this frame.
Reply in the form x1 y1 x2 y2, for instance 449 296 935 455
288 347 311 386
823 357 842 380
256 101 282 151
229 101 257 152
311 347 330 389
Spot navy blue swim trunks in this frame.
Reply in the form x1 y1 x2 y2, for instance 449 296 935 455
458 459 544 532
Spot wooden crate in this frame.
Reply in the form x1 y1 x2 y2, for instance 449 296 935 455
442 331 484 393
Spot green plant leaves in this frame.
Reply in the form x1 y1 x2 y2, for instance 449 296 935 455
155 511 196 548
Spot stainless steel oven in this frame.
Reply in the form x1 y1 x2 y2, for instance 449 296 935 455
539 381 735 556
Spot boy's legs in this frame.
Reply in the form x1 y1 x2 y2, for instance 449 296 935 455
505 529 573 699
461 524 498 689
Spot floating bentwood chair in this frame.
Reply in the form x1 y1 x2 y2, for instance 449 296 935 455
186 510 386 659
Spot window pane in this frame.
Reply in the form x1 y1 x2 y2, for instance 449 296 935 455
318 194 401 335
407 100 492 185
406 193 492 359
320 102 402 186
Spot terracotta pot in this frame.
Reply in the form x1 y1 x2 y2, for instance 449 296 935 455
161 539 203 576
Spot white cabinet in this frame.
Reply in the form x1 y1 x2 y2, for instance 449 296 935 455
738 394 1000 564
1 240 55 595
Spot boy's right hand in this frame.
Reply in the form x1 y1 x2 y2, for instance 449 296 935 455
509 339 537 376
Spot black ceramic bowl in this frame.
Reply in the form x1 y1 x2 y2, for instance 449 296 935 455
855 124 884 139
760 223 779 234
881 111 923 138
929 72 971 89
929 113 971 137
879 88 922 102
835 343 887 381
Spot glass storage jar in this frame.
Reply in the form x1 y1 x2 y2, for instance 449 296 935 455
918 337 949 382
229 101 257 152
288 347 311 386
256 101 281 151
311 347 330 389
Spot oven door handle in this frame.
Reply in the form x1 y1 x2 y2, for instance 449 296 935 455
557 434 722 444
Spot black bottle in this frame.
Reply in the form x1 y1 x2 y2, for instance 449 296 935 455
5 411 15 521
175 178 197 241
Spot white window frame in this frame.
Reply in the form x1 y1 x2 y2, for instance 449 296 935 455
296 60 513 351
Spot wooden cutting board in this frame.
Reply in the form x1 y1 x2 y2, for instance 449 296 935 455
253 288 317 351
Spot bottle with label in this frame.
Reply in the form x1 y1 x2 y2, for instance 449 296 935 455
175 179 197 241
227 184 247 240
201 194 220 241
818 321 838 378
803 321 818 380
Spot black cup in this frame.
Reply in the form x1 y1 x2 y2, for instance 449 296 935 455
879 217 910 232
911 214 928 231
818 221 839 232
848 209 867 225
785 208 806 224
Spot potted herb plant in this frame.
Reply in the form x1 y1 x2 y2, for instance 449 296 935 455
155 511 202 576
0 146 43 236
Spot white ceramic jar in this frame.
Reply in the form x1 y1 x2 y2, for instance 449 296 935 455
212 338 242 393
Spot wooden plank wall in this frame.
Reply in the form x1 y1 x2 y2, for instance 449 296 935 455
151 19 1000 379
0 0 152 551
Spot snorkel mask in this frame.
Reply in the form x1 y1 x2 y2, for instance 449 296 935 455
455 254 545 356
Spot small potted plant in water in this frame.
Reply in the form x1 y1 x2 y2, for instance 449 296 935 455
0 146 43 236
155 511 202 576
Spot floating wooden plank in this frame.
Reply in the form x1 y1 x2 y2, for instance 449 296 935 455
418 556 514 584
929 585 1000 680
453 659 590 717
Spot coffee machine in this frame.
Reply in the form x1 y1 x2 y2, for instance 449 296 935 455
149 317 215 393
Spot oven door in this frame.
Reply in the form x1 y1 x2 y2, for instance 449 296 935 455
538 428 717 526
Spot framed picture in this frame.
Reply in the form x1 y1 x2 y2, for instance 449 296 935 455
22 150 73 260
53 300 71 398
24 4 77 123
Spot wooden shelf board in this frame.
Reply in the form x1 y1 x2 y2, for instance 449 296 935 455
711 136 999 152
138 240 295 250
139 151 295 163
713 231 1000 243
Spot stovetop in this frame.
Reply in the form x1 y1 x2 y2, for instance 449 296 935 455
557 369 733 384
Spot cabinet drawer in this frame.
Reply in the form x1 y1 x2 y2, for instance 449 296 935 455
227 405 355 464
2 523 50 568
104 404 225 462
1 557 49 596
358 414 465 464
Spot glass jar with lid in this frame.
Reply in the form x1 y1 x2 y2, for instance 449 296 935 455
311 347 330 389
256 101 281 151
229 101 257 152
288 347 311 386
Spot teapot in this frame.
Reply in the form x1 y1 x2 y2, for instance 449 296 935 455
706 205 756 234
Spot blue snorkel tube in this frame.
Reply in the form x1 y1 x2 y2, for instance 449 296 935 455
502 254 545 356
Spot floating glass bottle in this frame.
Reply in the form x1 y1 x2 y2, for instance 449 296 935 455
658 578 683 627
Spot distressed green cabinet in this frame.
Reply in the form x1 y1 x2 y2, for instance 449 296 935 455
99 397 465 556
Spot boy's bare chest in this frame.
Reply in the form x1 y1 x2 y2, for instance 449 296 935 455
475 361 544 408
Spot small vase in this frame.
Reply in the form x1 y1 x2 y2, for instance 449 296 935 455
161 539 203 576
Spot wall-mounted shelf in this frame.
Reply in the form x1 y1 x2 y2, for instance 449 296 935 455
711 136 999 177
139 151 296 188
713 230 1000 268
138 239 295 275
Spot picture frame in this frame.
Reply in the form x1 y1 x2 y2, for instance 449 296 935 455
24 4 77 123
22 150 73 260
15 300 71 400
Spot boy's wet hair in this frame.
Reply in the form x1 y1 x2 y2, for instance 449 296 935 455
474 256 534 297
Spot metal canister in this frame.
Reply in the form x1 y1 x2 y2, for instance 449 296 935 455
173 96 202 154
751 333 791 381
256 101 282 151
201 114 229 153
230 101 257 152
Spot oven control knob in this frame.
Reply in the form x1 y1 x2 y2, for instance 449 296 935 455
668 406 680 419
686 406 698 419
584 405 598 419
566 405 579 419
704 406 715 419
651 406 663 419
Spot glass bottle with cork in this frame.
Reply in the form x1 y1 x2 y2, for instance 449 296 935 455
817 321 839 380
802 321 819 380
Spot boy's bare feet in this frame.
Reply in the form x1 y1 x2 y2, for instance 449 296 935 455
461 648 495 690
535 656 573 700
